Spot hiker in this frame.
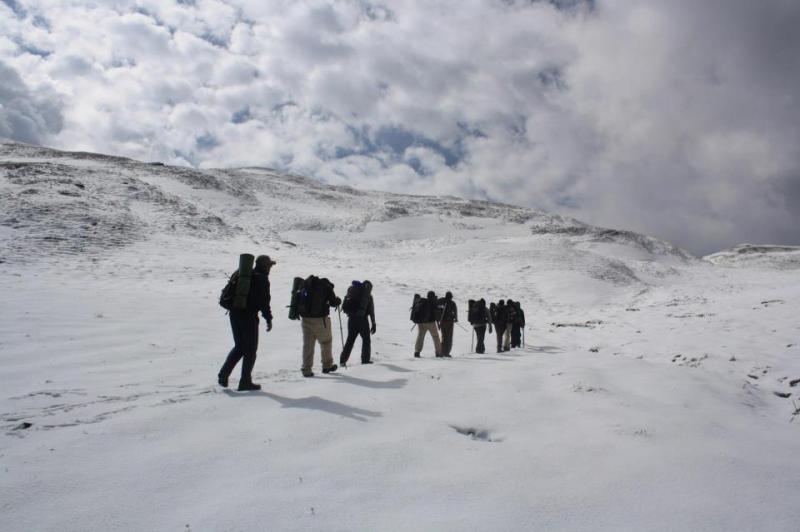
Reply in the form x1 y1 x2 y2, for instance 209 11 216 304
340 280 376 366
506 299 517 350
295 275 341 377
492 299 509 353
510 300 525 348
468 298 492 354
218 254 275 391
411 291 442 358
437 291 457 357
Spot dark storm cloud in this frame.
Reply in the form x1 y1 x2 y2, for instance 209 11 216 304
1 0 798 254
0 62 63 144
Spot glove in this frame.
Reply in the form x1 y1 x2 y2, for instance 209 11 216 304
333 297 342 307
371 323 377 334
266 321 273 332
489 325 493 334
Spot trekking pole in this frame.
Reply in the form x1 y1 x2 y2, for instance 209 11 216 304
337 307 344 348
471 329 474 353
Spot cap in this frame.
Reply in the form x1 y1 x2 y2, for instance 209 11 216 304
256 255 277 266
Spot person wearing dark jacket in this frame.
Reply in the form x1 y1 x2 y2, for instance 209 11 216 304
493 299 509 353
470 298 492 354
506 299 518 350
299 276 341 377
340 280 376 366
510 300 525 348
437 291 457 357
218 255 274 391
414 291 441 357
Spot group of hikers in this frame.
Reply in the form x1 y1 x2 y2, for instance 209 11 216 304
216 254 525 391
409 291 526 357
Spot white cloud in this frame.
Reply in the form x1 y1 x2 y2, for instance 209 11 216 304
1 0 798 254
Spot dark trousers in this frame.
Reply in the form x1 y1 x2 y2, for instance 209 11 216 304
474 325 487 353
219 311 259 384
340 315 371 364
494 322 507 352
511 324 522 348
440 321 454 356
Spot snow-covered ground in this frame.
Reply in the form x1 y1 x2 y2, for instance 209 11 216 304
1 141 799 531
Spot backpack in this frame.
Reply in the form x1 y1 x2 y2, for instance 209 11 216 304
410 294 425 323
288 277 304 320
437 298 456 322
507 304 518 324
219 271 239 310
342 281 362 315
468 299 484 324
218 253 255 311
295 276 331 318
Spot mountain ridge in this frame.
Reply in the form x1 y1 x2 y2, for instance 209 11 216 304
0 140 695 266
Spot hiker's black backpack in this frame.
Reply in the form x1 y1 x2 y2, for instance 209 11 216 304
342 281 363 315
292 276 332 318
437 298 456 322
468 299 484 324
410 294 425 323
219 271 239 311
507 304 518 324
219 253 255 311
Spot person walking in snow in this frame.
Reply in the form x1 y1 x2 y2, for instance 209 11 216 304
437 291 457 357
506 299 518 350
468 298 492 354
412 291 442 358
339 280 377 366
218 255 274 391
492 299 509 353
510 300 525 348
297 275 341 377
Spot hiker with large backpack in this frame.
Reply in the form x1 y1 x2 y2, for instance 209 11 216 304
510 300 525 348
289 275 341 377
339 280 377 366
468 298 492 354
437 291 458 357
411 291 442 358
217 254 275 391
492 299 509 353
505 299 518 350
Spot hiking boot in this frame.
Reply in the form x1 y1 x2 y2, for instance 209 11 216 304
414 352 421 358
322 364 338 374
441 354 452 358
217 374 229 388
302 369 314 377
362 360 373 364
237 382 261 391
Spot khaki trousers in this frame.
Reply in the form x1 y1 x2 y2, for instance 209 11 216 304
414 322 441 355
301 316 334 371
503 322 512 350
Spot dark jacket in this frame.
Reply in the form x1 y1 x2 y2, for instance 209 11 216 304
493 303 508 325
515 307 525 327
241 265 272 321
421 294 438 323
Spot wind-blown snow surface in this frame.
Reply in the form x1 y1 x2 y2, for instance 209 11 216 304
1 141 799 531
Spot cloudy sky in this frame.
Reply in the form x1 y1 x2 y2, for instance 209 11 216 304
1 0 799 255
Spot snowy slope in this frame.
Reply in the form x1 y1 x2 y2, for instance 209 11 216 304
1 141 799 532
